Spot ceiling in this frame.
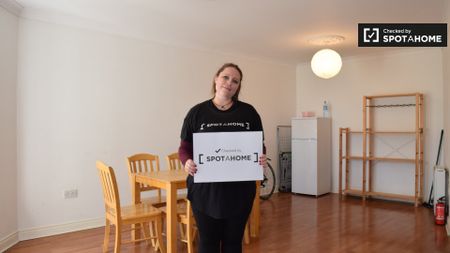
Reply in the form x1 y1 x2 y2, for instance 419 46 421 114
14 0 446 64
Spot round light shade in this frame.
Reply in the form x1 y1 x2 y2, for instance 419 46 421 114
311 49 342 79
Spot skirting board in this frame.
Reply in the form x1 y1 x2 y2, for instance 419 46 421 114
0 231 19 253
19 217 104 241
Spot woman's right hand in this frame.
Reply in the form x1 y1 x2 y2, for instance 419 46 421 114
184 159 197 176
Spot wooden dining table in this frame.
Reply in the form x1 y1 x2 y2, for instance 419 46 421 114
131 169 260 253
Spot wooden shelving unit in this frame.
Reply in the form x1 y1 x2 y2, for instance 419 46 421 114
339 93 424 207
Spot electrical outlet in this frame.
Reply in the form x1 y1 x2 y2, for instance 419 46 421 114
64 189 78 199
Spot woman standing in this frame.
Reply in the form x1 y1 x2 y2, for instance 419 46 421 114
178 63 267 253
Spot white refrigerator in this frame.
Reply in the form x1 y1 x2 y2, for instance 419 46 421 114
291 117 331 196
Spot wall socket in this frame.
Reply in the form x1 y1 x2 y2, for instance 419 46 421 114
64 189 78 199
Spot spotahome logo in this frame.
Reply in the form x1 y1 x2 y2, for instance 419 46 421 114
358 23 447 47
197 146 259 165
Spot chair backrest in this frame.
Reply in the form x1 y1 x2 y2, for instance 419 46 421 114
127 153 160 193
166 152 183 170
96 161 121 222
127 153 160 174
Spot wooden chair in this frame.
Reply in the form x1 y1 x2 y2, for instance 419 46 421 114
126 153 162 203
243 220 250 244
158 199 197 253
165 153 246 247
178 200 197 253
166 153 187 200
166 152 183 171
126 153 164 248
96 161 165 253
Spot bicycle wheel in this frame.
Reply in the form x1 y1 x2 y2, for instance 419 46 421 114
260 162 276 200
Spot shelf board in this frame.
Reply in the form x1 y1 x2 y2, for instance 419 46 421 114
341 156 363 160
369 157 416 162
367 191 416 201
346 131 417 134
365 93 422 99
341 156 416 163
343 189 417 202
369 131 416 134
343 189 363 195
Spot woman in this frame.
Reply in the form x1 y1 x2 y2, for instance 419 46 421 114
178 63 267 253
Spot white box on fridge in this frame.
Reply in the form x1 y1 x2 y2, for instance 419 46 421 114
291 117 331 196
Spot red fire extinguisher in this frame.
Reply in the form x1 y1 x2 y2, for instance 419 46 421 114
436 200 445 225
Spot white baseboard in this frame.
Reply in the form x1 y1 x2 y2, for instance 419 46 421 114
0 231 19 253
19 217 104 241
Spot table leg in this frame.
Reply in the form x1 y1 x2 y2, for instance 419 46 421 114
250 181 260 237
166 183 178 253
131 175 141 241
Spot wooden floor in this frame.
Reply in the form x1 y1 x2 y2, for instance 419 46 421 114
7 193 450 253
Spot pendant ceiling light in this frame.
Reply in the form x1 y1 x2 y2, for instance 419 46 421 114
308 35 345 79
311 49 342 79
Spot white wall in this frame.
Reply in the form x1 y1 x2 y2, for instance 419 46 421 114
296 49 443 200
16 18 296 234
0 5 19 250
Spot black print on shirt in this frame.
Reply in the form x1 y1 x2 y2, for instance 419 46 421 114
200 122 250 130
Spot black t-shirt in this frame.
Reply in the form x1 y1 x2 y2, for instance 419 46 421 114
180 99 264 218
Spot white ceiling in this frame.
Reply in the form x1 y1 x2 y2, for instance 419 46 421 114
14 0 446 64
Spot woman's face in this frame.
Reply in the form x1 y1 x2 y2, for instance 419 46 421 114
214 67 241 99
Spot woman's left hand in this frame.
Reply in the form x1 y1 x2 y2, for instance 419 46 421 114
259 154 267 168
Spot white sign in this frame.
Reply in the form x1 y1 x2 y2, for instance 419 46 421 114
193 131 263 183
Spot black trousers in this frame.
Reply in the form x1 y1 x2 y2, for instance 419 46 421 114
192 207 251 253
